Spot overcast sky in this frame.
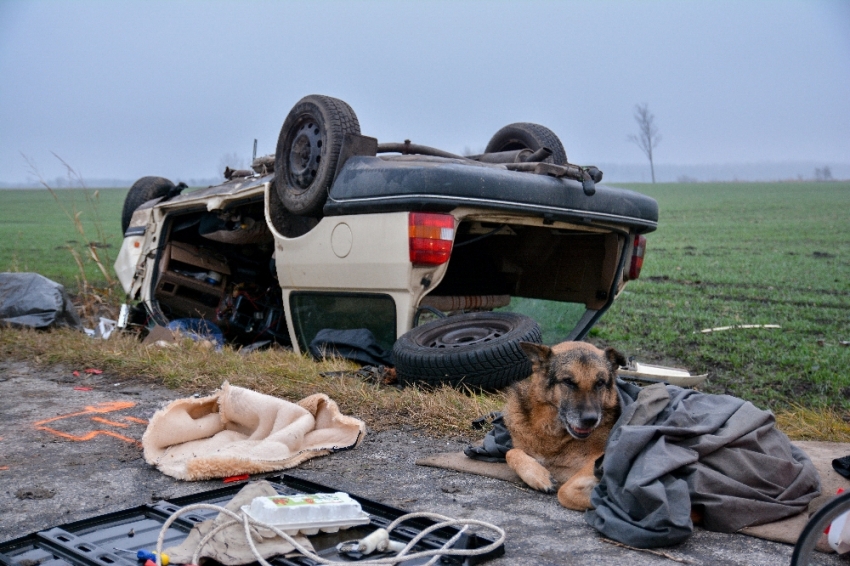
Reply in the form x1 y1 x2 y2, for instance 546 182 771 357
1 0 848 185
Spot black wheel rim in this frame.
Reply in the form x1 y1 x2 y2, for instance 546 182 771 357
414 318 513 349
288 117 324 190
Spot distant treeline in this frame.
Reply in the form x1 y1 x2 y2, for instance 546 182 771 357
1 162 847 188
597 161 849 183
0 177 221 189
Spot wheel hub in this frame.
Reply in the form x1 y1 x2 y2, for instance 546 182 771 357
289 121 323 188
416 320 510 349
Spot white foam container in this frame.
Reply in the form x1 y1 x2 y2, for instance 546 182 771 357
242 492 370 535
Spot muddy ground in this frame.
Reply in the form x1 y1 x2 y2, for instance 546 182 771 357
0 360 842 565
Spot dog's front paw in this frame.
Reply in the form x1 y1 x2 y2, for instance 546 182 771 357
558 475 598 510
506 448 554 493
516 466 555 493
527 474 556 494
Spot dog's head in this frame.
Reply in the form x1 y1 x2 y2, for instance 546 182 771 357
519 341 625 440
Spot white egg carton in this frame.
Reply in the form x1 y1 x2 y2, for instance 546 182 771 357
241 492 370 535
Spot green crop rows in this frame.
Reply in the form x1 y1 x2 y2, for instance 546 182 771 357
515 182 850 411
0 188 127 287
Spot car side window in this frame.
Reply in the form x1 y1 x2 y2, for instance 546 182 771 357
289 292 397 353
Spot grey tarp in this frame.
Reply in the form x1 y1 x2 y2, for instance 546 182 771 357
586 381 821 548
308 328 394 367
0 272 82 330
464 413 514 463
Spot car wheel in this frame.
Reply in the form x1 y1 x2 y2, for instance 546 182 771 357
121 176 177 234
275 95 360 217
393 311 542 390
484 122 568 165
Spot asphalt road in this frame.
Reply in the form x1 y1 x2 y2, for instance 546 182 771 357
0 360 841 565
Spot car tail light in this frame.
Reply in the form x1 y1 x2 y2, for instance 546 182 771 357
409 212 455 265
628 235 647 280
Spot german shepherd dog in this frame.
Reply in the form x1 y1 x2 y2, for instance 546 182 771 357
504 341 625 510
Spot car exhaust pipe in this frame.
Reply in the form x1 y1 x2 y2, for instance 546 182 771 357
470 147 553 164
377 141 466 160
520 147 553 163
377 142 554 165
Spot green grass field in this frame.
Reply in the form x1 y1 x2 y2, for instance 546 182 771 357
0 188 128 288
591 182 850 410
1 182 848 413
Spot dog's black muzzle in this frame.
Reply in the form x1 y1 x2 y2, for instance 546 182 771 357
558 406 600 440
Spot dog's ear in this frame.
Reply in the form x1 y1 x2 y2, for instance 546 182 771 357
604 347 627 374
520 342 552 374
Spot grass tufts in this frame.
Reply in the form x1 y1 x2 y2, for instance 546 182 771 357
774 404 850 443
2 326 845 441
0 327 504 438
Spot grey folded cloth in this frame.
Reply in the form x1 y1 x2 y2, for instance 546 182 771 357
464 412 513 463
587 382 821 548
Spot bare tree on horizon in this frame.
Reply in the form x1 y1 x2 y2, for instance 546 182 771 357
628 103 661 183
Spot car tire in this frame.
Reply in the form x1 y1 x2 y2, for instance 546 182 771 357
275 95 361 217
121 176 176 234
484 122 568 165
393 311 542 390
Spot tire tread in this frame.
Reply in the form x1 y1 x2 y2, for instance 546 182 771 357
275 95 360 216
393 312 542 390
121 176 175 234
484 122 568 165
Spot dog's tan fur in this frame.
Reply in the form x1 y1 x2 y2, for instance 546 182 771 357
504 341 625 510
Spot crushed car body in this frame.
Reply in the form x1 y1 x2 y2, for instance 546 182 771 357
115 95 658 389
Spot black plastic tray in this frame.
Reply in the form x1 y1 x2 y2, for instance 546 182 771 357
0 474 503 566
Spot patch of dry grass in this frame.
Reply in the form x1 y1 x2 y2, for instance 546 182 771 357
774 404 850 443
3 326 847 442
0 327 503 439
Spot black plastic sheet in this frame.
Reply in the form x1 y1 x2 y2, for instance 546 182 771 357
0 272 82 330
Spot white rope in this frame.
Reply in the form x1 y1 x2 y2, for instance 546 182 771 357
154 502 505 566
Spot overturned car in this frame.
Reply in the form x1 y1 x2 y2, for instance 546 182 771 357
114 95 658 389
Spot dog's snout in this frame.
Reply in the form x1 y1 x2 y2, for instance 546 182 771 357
557 402 601 435
579 412 599 429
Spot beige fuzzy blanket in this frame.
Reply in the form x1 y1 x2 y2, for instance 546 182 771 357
142 382 365 480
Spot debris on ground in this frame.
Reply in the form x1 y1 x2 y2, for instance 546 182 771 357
618 359 708 388
320 365 398 386
141 321 224 350
0 272 82 330
167 318 225 350
14 487 55 500
84 317 117 339
698 324 781 333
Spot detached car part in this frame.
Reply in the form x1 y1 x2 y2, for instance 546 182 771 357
393 312 542 390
